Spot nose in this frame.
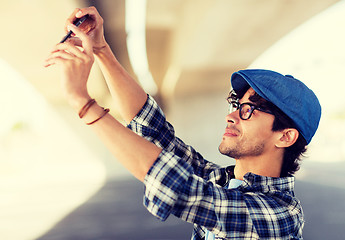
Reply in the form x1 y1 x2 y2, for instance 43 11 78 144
225 110 239 124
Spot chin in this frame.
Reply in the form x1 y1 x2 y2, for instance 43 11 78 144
218 144 231 156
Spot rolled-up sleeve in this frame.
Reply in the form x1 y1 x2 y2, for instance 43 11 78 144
128 95 176 152
128 95 166 132
143 149 194 221
128 95 219 177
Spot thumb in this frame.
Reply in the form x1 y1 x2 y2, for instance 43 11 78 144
67 36 82 47
67 24 93 56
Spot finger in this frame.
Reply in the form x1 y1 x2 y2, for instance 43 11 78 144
53 42 84 58
43 60 54 68
44 56 71 68
76 6 103 23
44 46 80 67
75 6 104 31
67 24 93 56
66 36 82 47
65 8 81 33
48 49 77 61
64 6 101 33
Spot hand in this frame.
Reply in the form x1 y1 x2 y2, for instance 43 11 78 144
65 6 107 53
44 24 94 109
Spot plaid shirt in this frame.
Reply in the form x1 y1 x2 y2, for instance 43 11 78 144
128 95 304 240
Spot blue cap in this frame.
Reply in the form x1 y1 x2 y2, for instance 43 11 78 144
231 69 321 144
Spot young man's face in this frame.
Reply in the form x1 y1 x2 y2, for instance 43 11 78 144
219 88 278 159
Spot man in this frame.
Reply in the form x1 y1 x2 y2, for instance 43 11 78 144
44 6 321 240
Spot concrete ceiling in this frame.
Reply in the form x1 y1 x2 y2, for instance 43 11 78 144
0 0 339 108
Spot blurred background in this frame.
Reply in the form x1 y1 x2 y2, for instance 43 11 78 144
1 0 345 239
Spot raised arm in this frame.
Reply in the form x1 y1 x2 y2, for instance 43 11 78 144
44 20 161 182
65 6 148 123
94 43 148 123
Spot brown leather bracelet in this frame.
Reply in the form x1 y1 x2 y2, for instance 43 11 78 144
79 99 96 118
86 108 110 125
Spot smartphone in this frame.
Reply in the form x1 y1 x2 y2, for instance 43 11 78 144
60 14 90 43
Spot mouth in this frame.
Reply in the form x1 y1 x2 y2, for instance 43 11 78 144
223 127 239 137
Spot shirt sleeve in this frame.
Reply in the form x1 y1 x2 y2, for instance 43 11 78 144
143 149 255 239
127 95 219 178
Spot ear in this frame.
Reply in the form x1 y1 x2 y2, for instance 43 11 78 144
275 128 299 148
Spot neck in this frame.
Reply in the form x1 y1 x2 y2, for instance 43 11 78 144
233 151 283 180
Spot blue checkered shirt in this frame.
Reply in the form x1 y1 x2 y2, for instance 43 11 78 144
128 95 304 240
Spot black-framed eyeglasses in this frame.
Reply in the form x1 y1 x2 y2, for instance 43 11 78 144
228 100 273 120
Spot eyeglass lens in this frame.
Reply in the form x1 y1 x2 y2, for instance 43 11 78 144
240 104 254 120
228 102 255 120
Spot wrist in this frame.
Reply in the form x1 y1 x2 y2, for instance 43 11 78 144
67 94 92 112
78 101 110 125
93 39 108 55
94 42 113 60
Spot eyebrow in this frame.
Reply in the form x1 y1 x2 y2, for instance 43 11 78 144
238 99 255 105
248 94 272 108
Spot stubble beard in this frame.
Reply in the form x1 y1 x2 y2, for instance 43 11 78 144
218 138 265 159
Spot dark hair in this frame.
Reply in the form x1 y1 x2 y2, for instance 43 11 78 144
228 89 307 177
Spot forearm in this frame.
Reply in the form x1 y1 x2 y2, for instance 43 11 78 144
79 101 162 182
94 43 148 123
46 7 159 182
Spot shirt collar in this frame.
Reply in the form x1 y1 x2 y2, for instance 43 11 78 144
242 171 295 193
222 165 295 193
